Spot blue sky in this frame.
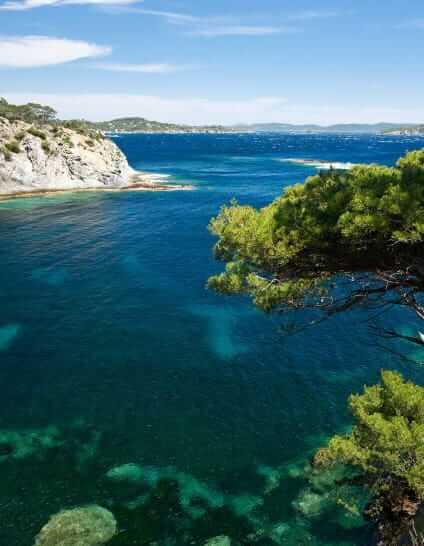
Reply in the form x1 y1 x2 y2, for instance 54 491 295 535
1 0 423 124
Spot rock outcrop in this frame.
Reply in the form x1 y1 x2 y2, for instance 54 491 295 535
0 117 136 196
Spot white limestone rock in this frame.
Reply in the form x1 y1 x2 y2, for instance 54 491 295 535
0 118 134 195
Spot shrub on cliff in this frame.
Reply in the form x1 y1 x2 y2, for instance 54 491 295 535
0 97 57 124
5 140 21 154
314 370 424 499
314 371 424 544
28 127 47 140
1 146 12 161
208 149 424 326
41 141 51 154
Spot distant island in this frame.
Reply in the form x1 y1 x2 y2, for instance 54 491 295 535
88 117 234 134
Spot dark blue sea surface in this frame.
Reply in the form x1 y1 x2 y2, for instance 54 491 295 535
1 133 424 545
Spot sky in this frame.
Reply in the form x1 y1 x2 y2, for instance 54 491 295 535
0 0 423 124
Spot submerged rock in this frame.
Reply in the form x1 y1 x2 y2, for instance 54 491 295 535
227 494 263 517
34 505 117 546
106 463 144 483
0 421 102 470
0 426 63 462
105 463 225 517
204 536 231 546
0 323 21 351
293 488 329 518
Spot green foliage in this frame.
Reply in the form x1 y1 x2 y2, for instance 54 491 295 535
1 146 12 161
62 136 74 148
41 141 51 154
62 119 90 133
208 149 424 311
4 140 21 154
28 127 47 140
15 130 26 141
0 97 57 124
62 120 103 141
314 371 424 499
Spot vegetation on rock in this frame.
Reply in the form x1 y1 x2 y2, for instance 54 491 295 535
4 140 21 154
28 127 47 140
0 99 229 136
208 150 424 543
208 149 424 331
314 370 424 544
314 371 424 498
0 146 12 161
0 98 103 142
41 141 51 154
0 97 57 125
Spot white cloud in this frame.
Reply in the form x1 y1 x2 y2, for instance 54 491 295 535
188 25 295 37
111 8 299 37
287 10 339 21
94 62 197 74
0 0 302 40
0 36 111 68
0 0 137 10
125 8 199 24
3 93 422 125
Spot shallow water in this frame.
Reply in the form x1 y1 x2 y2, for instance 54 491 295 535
0 133 423 545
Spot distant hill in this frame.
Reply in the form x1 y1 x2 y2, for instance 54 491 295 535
89 117 234 134
230 122 421 134
92 118 423 135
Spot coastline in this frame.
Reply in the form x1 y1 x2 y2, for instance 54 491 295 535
0 171 194 202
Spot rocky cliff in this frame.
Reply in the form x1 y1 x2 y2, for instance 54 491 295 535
0 117 135 196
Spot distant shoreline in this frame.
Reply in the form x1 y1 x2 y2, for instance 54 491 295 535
106 129 424 136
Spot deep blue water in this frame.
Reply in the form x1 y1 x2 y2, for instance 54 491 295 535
1 133 424 546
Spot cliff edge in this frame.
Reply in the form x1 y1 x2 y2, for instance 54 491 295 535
0 117 137 196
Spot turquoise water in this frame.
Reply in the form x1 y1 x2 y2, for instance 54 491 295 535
0 133 424 545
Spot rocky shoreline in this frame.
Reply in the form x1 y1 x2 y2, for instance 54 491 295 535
0 117 192 198
0 173 193 201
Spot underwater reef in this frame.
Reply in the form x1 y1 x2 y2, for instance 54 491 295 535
0 420 372 546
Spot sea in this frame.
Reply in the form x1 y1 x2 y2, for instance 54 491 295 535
1 132 424 545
